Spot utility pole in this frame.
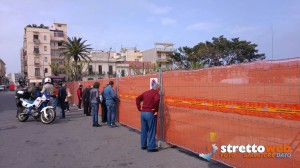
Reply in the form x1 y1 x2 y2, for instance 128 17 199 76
107 47 112 77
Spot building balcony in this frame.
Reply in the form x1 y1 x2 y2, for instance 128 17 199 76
156 57 171 62
33 51 40 55
156 48 174 52
33 39 40 44
34 62 40 66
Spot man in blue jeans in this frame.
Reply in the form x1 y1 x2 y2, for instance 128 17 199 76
103 81 118 128
136 83 161 152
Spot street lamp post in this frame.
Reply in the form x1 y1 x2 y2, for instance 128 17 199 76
107 47 112 78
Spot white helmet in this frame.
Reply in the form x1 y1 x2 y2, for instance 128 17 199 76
44 77 51 83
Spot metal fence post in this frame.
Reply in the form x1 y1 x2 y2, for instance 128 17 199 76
116 74 119 122
158 68 165 141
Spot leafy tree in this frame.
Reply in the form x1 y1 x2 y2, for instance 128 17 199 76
49 62 59 76
172 36 265 69
61 37 92 81
64 62 86 82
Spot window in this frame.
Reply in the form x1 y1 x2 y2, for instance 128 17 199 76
44 46 47 51
34 57 40 63
50 42 56 46
51 49 63 56
33 35 39 39
34 46 39 53
54 31 64 37
88 65 93 74
58 24 62 27
157 54 161 58
58 42 63 46
44 35 47 41
98 65 102 75
44 57 48 62
108 65 113 75
44 68 48 73
35 68 40 76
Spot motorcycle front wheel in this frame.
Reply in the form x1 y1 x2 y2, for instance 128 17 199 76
40 108 56 124
17 107 29 122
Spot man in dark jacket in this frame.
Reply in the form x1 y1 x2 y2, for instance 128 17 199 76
136 82 161 152
82 85 92 116
58 82 67 119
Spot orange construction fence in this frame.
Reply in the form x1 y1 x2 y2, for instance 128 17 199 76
67 58 300 168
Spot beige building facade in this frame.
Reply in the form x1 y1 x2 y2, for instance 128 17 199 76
0 59 6 84
142 42 174 70
82 51 117 81
21 23 67 83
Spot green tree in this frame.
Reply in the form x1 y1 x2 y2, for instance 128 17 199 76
61 37 92 81
49 62 60 76
173 36 265 69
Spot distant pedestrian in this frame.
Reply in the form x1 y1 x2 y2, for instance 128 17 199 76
136 83 161 152
58 82 67 119
63 83 72 112
101 84 109 123
77 85 83 110
103 81 118 128
89 82 101 127
83 85 92 116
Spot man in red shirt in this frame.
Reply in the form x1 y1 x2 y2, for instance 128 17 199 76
136 83 161 152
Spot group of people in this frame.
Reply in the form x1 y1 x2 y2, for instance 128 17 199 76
40 77 72 119
20 77 162 152
76 81 119 128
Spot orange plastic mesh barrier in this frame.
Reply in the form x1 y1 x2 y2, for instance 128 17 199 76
67 58 300 168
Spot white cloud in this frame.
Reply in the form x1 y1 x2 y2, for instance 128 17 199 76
230 26 257 33
161 17 177 26
140 1 172 14
186 22 219 31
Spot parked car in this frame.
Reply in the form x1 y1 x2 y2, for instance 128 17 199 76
0 85 6 91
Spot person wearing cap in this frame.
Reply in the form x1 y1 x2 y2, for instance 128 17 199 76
136 82 161 152
83 85 92 116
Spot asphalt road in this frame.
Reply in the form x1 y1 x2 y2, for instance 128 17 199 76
0 91 230 168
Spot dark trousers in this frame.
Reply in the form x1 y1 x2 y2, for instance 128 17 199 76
78 98 82 109
84 101 91 115
58 100 65 117
65 101 69 111
101 102 107 123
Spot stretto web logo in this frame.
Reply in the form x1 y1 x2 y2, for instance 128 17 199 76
220 144 292 158
199 144 292 161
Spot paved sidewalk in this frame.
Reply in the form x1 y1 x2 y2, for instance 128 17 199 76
65 104 231 168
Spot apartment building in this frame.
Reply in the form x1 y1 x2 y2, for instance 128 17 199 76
21 23 67 83
142 42 174 70
7 73 22 84
82 51 117 81
116 47 143 62
0 59 6 85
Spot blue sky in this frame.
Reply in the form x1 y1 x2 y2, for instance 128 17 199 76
1 0 300 73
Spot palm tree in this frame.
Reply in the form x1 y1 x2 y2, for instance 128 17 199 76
61 37 93 81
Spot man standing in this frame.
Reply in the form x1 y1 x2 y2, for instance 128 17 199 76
136 83 161 152
58 82 67 119
83 85 92 116
77 85 83 110
103 81 118 128
89 82 101 127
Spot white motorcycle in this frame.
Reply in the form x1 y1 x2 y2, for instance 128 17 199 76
16 91 56 124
